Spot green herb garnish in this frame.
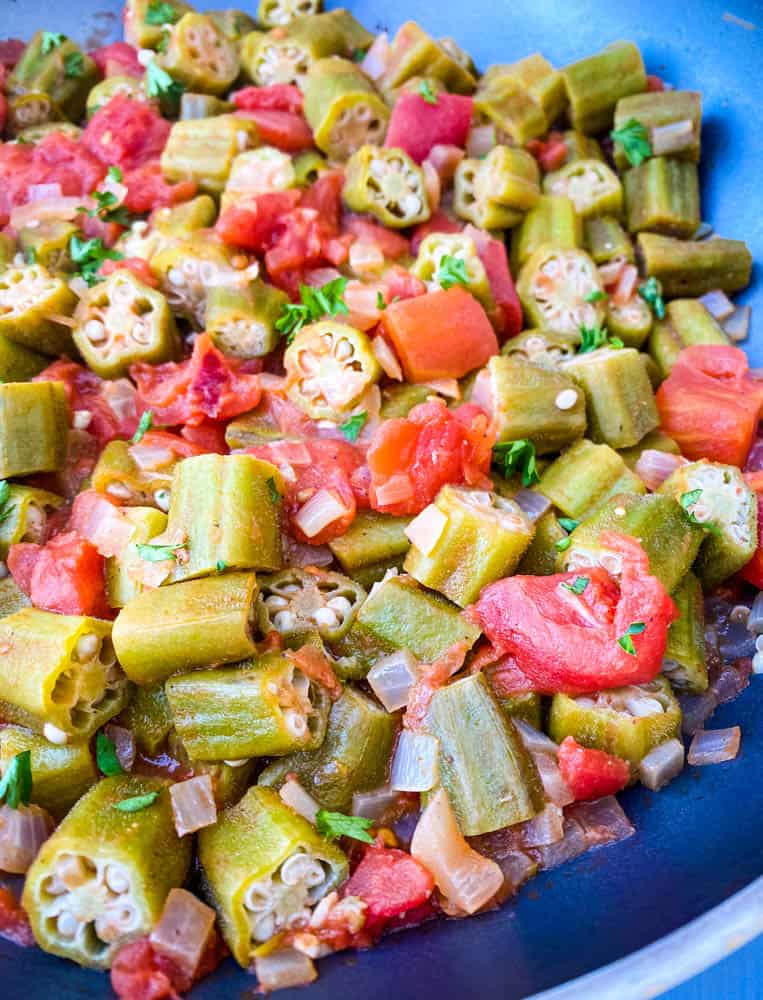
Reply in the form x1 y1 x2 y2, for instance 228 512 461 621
558 517 579 533
340 412 367 442
146 60 185 108
584 289 607 303
561 575 589 595
145 0 181 24
266 476 282 505
376 291 386 311
113 791 159 813
107 166 123 183
136 541 187 562
680 488 722 536
610 118 652 167
419 80 438 105
316 809 374 844
435 254 470 290
578 324 623 353
275 278 349 342
638 276 666 319
0 480 15 525
216 560 228 572
69 235 122 287
41 32 65 55
0 751 32 809
64 51 85 78
492 439 539 487
131 410 153 444
96 731 124 777
618 621 646 656
555 536 572 552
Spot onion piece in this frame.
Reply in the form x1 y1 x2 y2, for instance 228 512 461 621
104 724 136 772
532 751 575 807
259 372 286 392
466 124 496 158
698 288 735 321
513 718 559 755
722 305 751 342
567 796 635 848
10 195 84 230
512 488 551 522
149 888 216 980
0 803 53 874
411 788 503 915
372 335 404 381
102 378 138 426
598 256 627 287
390 730 439 792
283 537 334 568
687 726 741 765
748 591 763 634
373 473 414 507
28 182 63 202
169 775 217 837
352 785 400 821
634 449 687 490
254 948 317 990
532 817 588 869
521 803 564 848
293 489 350 539
650 119 694 156
349 239 385 275
680 689 719 736
360 32 390 81
367 649 420 712
422 377 461 399
611 263 638 306
405 504 448 556
279 777 319 823
638 738 685 790
753 651 763 674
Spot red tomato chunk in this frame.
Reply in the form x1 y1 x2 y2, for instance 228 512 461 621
557 737 631 801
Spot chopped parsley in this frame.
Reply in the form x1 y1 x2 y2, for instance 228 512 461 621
638 276 666 320
131 411 153 444
0 751 32 809
578 324 623 353
376 291 386 311
216 560 228 572
107 166 123 183
145 0 181 24
266 476 282 505
617 621 646 656
492 439 539 488
69 235 122 287
419 80 438 105
136 541 187 562
96 731 124 777
435 254 470 290
561 575 589 595
275 277 349 343
680 488 721 536
146 60 185 109
584 289 607 303
340 412 367 442
316 809 374 844
0 480 15 524
351 48 366 62
610 118 652 167
41 31 65 55
558 517 580 533
113 791 159 813
64 51 85 79
554 536 572 552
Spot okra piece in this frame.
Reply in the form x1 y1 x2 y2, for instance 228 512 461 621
0 608 126 742
179 91 234 119
538 439 645 519
501 329 579 370
7 92 63 137
624 157 700 238
647 298 729 378
23 775 191 969
474 75 546 146
618 428 681 469
153 194 218 238
206 280 288 359
343 144 430 228
404 487 535 607
584 215 634 265
199 786 347 964
160 115 260 195
224 400 297 449
17 121 81 144
613 90 702 169
636 233 752 297
0 576 32 619
19 219 78 273
160 12 240 95
412 232 493 312
663 572 708 694
380 382 433 419
562 346 659 449
208 8 257 40
561 492 703 593
258 567 366 644
86 75 147 118
258 684 396 811
548 676 681 765
221 147 297 211
659 461 757 589
484 53 566 129
92 440 177 509
470 355 587 454
544 159 623 220
496 691 544 729
605 293 653 349
113 572 260 685
170 733 257 807
0 382 69 479
165 651 331 760
258 0 321 27
117 684 173 756
329 509 412 578
517 246 605 338
304 56 389 159
8 32 99 121
422 673 543 836
124 0 194 50
517 509 567 575
166 454 283 581
73 270 180 379
106 507 168 608
0 725 97 819
0 485 62 561
0 263 77 355
151 235 238 327
377 21 476 98
0 234 15 269
284 320 381 421
314 8 375 53
510 195 582 274
242 13 347 86
562 40 647 134
562 129 605 164
454 146 541 230
0 333 47 382
293 150 329 187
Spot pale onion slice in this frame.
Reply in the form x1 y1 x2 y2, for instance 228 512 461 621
352 785 400 821
426 144 465 185
149 888 216 979
28 182 63 201
466 124 496 158
513 718 559 754
405 504 448 556
532 751 575 808
634 449 687 490
722 305 751 342
360 32 390 80
0 803 53 874
169 775 217 837
279 777 320 823
349 240 385 275
373 473 414 507
104 724 136 772
367 650 420 712
650 119 694 156
512 488 551 522
254 948 318 990
11 195 83 230
521 803 564 848
698 289 735 321
687 727 741 765
372 335 404 381
422 378 461 399
390 730 439 792
293 490 350 539
638 738 685 790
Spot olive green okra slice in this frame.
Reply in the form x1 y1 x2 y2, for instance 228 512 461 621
605 294 653 349
116 684 173 756
510 195 583 273
0 725 97 820
208 8 257 41
343 144 430 229
412 232 493 312
474 75 547 147
199 786 347 966
516 509 567 575
19 219 78 272
0 382 69 479
663 572 708 694
517 246 606 339
377 20 476 98
92 440 175 509
18 121 82 144
0 485 62 560
151 235 239 329
454 146 541 230
562 40 647 134
496 691 544 729
648 298 729 378
242 13 348 87
124 0 194 50
543 159 623 220
584 215 635 265
258 567 366 644
160 115 260 196
152 194 218 238
624 157 700 238
23 775 192 969
636 233 752 297
537 439 645 520
613 90 702 169
206 280 288 360
328 509 412 577
380 382 434 419
258 0 322 28
304 56 389 160
86 75 147 118
562 129 605 164
159 13 240 95
293 150 329 187
501 329 579 370
7 92 64 137
0 263 77 355
8 31 99 121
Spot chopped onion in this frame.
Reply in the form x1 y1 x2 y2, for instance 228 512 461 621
405 504 448 556
567 797 635 848
466 124 496 158
372 335 404 381
294 489 350 539
422 160 441 212
28 183 63 202
361 31 390 80
390 730 439 792
255 948 318 990
373 473 414 507
722 304 751 342
266 439 312 468
426 144 465 185
352 785 400 821
283 538 334 568
521 803 564 848
533 817 588 869
680 689 719 736
10 195 83 230
748 591 763 634
0 803 53 874
650 119 694 156
639 738 685 790
687 726 741 765
150 888 216 980
105 724 136 772
349 239 385 275
532 751 575 807
698 288 735 321
422 377 461 399
72 494 135 559
513 718 559 755
367 649 420 712
512 488 551 522
634 449 687 490
259 372 286 392
129 441 175 472
279 777 319 823
169 775 217 837
411 788 503 914
598 256 627 287
304 266 342 287
102 378 138 426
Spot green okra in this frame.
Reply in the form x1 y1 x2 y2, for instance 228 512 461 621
510 195 583 274
124 0 194 50
0 263 77 355
605 294 653 349
23 775 191 969
207 8 257 40
412 232 493 312
318 9 376 53
242 13 349 87
377 20 476 98
584 215 634 265
494 53 566 128
199 786 347 965
0 725 97 819
7 92 63 137
160 12 240 94
160 115 260 195
304 56 390 160
293 150 329 187
562 40 647 134
624 157 700 238
404 486 535 607
517 246 606 339
92 440 177 509
648 298 729 378
496 692 543 729
663 572 708 694
422 673 543 836
538 439 646 519
517 509 567 575
223 402 297 449
343 144 430 228
152 194 218 238
636 233 752 297
179 91 234 120
165 651 331 760
258 684 396 811
17 121 82 144
19 219 78 273
562 346 660 449
454 146 541 230
8 31 99 121
613 90 702 169
379 382 433 419
221 147 297 211
543 159 623 220
206 280 288 360
113 572 260 686
0 485 62 561
474 73 547 147
501 329 579 370
258 0 321 28
618 428 681 469
165 453 283 582
258 567 366 644
116 684 173 757
0 382 69 479
329 509 412 577
151 234 238 328
548 676 681 766
86 75 146 118
0 333 46 385
0 577 32 619
562 130 605 164
0 234 15 269
106 507 168 608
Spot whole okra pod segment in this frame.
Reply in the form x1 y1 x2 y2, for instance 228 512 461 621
123 0 193 50
8 31 99 120
206 280 289 360
0 725 97 819
0 332 48 382
0 382 69 479
258 0 322 28
636 233 752 296
510 195 583 273
584 215 634 265
23 775 192 969
0 485 62 560
159 13 241 95
412 233 493 313
377 20 476 98
0 263 77 355
562 40 647 134
517 246 606 338
481 53 566 131
454 146 541 230
473 74 546 147
613 90 702 169
19 219 78 271
623 157 700 238
648 298 729 378
112 572 260 686
328 509 412 581
199 786 348 965
242 13 349 87
304 56 389 160
517 509 567 576
605 293 654 350
258 567 366 644
538 439 645 519
116 684 173 756
343 144 431 228
663 572 708 694
160 115 260 196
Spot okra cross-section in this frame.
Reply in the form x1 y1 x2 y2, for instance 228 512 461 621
243 14 348 87
8 31 98 121
343 145 431 228
258 0 322 28
0 263 77 355
159 13 241 96
454 146 541 230
92 439 175 509
152 234 241 328
304 57 390 160
663 572 708 694
543 158 623 220
412 232 493 312
511 195 583 274
501 329 579 370
0 484 62 560
0 381 69 479
376 20 476 98
206 279 289 360
517 246 606 338
258 567 366 644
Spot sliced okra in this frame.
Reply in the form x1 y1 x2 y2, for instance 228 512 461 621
510 194 583 274
221 147 297 212
160 12 240 95
454 146 540 230
624 157 700 238
343 144 431 229
8 31 99 121
544 158 623 220
636 233 752 297
537 439 645 519
304 56 389 160
0 382 69 479
206 280 288 360
0 485 63 561
412 232 493 311
648 298 729 378
663 572 708 694
160 115 260 195
0 263 77 355
561 40 647 134
258 567 366 643
517 246 605 338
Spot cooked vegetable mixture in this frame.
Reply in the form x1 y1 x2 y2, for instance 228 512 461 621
0 4 760 996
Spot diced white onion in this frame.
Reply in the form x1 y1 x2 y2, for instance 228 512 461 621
352 785 400 820
11 195 84 230
169 775 217 837
422 378 461 399
105 724 136 772
410 788 503 915
405 504 448 556
748 591 763 634
69 275 91 298
466 124 496 158
349 239 385 274
293 490 350 539
390 730 439 792
568 796 635 848
521 803 565 848
103 378 138 426
512 488 551 522
283 537 334 568
43 723 68 745
372 335 404 381
254 948 318 991
534 818 589 870
259 372 286 392
694 221 714 240
513 718 558 755
373 474 414 507
698 289 735 321
426 144 464 184
0 803 53 874
634 449 686 490
360 32 390 81
367 650 420 712
638 738 685 790
28 183 63 202
279 777 319 823
532 751 575 808
687 727 741 765
149 888 216 979
649 119 694 156
722 305 751 342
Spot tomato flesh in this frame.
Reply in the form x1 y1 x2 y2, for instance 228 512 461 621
342 847 434 936
557 737 631 801
9 531 110 618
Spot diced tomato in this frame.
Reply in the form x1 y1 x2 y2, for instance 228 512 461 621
131 333 261 427
100 256 159 287
410 209 462 254
741 493 763 589
90 41 144 79
180 419 229 454
483 653 538 697
647 74 666 92
122 162 197 214
404 641 470 729
526 130 568 173
235 109 313 152
111 938 185 1000
342 847 434 936
35 359 139 446
0 888 35 948
344 214 410 258
215 189 302 251
82 96 171 171
9 531 110 617
0 95 6 136
286 643 342 700
466 225 523 339
385 92 473 163
379 287 499 382
656 345 763 467
231 84 303 114
381 264 427 302
0 39 25 70
557 737 631 801
69 489 139 559
137 429 209 459
469 533 679 694
301 169 345 236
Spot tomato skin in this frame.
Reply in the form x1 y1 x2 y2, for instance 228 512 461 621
111 938 186 1000
469 533 678 695
301 169 344 235
235 109 313 152
342 847 434 936
385 92 474 163
35 359 139 446
466 226 523 339
122 162 197 214
90 41 143 79
0 94 7 136
344 214 411 259
231 84 303 113
82 96 171 171
557 737 631 801
215 190 301 251
0 39 25 70
100 256 159 287
0 887 35 948
9 531 110 618
526 131 568 172
180 419 229 454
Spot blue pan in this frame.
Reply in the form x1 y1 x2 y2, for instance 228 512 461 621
0 0 761 996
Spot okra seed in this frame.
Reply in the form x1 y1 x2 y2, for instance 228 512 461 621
555 389 578 410
57 912 80 938
614 506 627 517
311 607 339 628
326 596 353 617
168 268 186 288
265 595 289 610
273 610 297 631
43 723 69 745
72 409 93 430
84 319 107 344
75 634 100 662
104 865 130 895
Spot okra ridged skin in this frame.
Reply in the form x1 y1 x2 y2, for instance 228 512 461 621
343 144 430 228
160 115 260 195
510 195 583 273
258 684 397 812
153 195 218 238
328 509 412 577
377 20 476 98
124 0 194 49
663 572 708 694
242 14 350 88
0 484 62 560
166 453 283 581
0 382 69 478
474 75 547 146
380 382 434 419
304 57 389 160
0 263 77 355
208 8 257 40
159 13 241 95
422 673 543 836
7 92 64 138
0 725 97 820
636 233 752 296
562 129 605 164
497 692 544 729
113 572 260 686
584 215 635 265
198 786 348 967
0 577 31 618
647 298 729 378
613 90 702 169
116 684 173 756
538 439 646 519
623 157 700 238
8 31 99 120
23 775 191 970
106 507 168 608
562 40 647 134
454 146 541 230
516 510 567 576
86 76 146 118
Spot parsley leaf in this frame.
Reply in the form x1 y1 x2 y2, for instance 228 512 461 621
107 166 123 183
136 541 186 562
131 410 153 444
156 32 170 54
25 247 37 265
351 48 366 62
96 731 124 777
146 61 185 109
145 0 181 24
555 536 572 552
41 31 65 55
316 809 374 844
435 254 470 290
64 51 85 78
584 289 607 303
81 186 131 226
216 560 228 572
266 476 281 505
340 412 367 442
562 575 589 595
492 439 539 487
69 235 122 287
680 488 722 536
419 80 438 105
558 517 579 533
0 751 32 809
610 118 652 167
275 278 349 343
0 480 15 525
578 324 622 353
638 276 666 320
376 291 386 311
114 791 159 813
617 621 646 656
